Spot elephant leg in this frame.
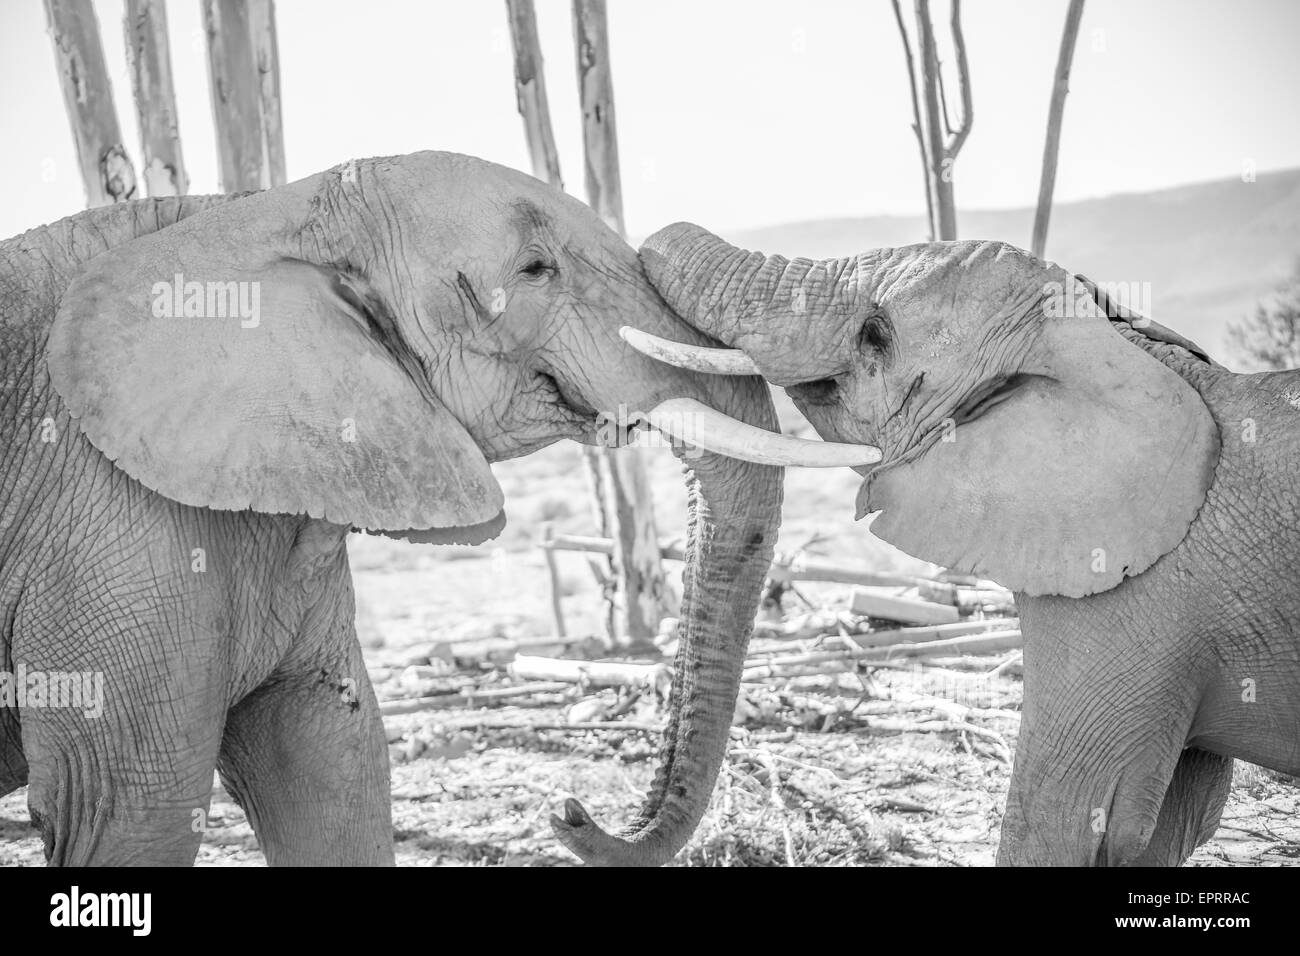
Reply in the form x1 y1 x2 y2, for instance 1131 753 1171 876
998 698 1194 866
217 634 393 866
20 682 221 866
0 708 26 797
1130 748 1233 866
997 610 1203 866
15 589 225 865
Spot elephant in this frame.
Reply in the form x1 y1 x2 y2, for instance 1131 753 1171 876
0 151 875 867
619 222 1300 866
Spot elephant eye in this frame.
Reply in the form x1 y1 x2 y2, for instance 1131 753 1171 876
519 258 557 279
858 313 892 354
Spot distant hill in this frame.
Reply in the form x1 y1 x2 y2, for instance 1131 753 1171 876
717 169 1300 366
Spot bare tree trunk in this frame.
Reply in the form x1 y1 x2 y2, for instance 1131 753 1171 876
891 0 933 241
945 0 973 159
247 0 286 188
506 0 563 190
123 0 186 197
45 0 137 206
572 0 670 650
1031 0 1086 259
573 0 624 233
505 1 620 643
910 0 971 241
914 0 952 240
202 0 281 192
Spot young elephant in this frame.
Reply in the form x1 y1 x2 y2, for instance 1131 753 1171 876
0 154 870 866
629 222 1300 866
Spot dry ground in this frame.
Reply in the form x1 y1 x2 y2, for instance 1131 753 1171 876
2 396 1297 866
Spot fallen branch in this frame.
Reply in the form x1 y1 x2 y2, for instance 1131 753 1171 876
741 629 1022 681
870 796 931 813
543 533 1013 607
849 618 1019 648
378 681 570 716
420 631 589 664
880 687 1021 723
987 653 1024 678
749 616 1016 652
731 748 845 781
510 654 668 689
850 587 959 625
863 716 1013 763
451 718 663 733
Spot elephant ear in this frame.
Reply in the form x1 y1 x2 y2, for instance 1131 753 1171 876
1075 273 1219 367
47 182 504 543
859 278 1219 598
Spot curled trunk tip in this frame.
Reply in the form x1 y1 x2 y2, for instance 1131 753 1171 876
550 798 667 867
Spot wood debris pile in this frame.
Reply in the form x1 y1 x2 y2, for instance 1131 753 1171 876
376 535 1023 765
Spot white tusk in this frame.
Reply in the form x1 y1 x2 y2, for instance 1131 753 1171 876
620 326 761 376
645 398 882 468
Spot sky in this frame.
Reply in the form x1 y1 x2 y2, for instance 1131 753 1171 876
2 0 1298 240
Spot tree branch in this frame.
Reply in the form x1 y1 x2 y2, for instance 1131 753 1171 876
891 0 934 241
914 0 956 239
1030 0 1085 258
945 0 973 159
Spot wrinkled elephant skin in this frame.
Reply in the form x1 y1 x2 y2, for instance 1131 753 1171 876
0 154 783 866
638 222 1300 866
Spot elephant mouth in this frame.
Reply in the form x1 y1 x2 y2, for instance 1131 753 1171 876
537 369 604 435
951 372 1043 426
850 372 1045 490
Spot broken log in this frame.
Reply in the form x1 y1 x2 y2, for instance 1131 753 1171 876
509 654 668 689
850 587 960 625
420 631 588 664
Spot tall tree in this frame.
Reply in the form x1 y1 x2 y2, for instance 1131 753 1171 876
123 0 187 197
505 0 564 190
202 0 284 192
571 0 671 650
899 0 972 241
45 0 137 206
891 0 933 241
1031 0 1086 258
507 0 670 648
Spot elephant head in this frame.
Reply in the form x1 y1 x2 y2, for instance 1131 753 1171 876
631 223 1220 599
43 155 867 866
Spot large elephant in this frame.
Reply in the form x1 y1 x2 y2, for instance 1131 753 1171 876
0 152 868 867
625 222 1300 866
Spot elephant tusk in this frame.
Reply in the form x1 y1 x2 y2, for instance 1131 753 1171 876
645 397 883 468
620 326 762 376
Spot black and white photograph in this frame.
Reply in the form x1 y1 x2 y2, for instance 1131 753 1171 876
0 0 1295 917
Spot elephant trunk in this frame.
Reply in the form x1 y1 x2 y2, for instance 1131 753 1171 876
552 388 782 867
638 222 863 386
